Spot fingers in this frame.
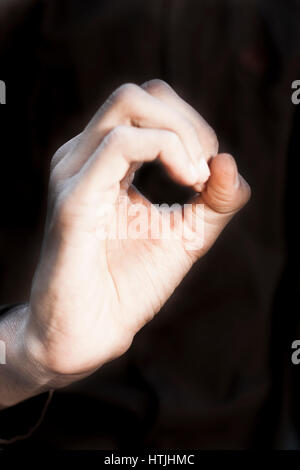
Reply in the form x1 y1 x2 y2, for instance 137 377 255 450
141 79 219 162
50 133 84 173
53 83 210 183
74 126 203 199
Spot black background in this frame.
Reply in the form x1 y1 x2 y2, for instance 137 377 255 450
1 0 300 450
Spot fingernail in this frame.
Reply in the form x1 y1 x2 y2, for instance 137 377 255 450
188 161 199 182
194 181 207 193
198 158 210 182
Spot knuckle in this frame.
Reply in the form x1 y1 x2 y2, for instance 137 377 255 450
49 157 65 189
50 151 67 186
142 78 171 94
165 130 181 147
50 148 64 171
112 83 140 106
104 125 130 147
50 134 82 172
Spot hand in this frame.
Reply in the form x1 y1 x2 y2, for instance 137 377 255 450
24 80 250 383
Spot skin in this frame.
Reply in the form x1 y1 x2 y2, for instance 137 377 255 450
0 80 250 409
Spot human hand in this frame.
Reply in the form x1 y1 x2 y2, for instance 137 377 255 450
24 80 250 385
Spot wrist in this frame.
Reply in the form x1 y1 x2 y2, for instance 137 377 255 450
23 304 88 390
0 304 52 409
21 305 59 389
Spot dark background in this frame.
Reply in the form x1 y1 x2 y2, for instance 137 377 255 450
1 0 300 449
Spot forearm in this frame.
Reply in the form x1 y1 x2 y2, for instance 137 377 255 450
0 304 52 410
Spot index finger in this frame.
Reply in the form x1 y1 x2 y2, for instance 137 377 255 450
141 79 219 161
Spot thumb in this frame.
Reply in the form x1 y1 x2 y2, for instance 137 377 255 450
184 153 251 258
201 153 251 215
